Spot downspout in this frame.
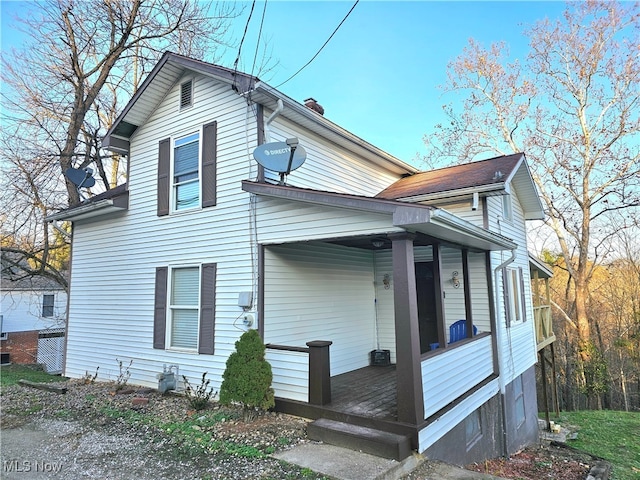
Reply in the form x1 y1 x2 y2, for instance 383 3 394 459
51 220 71 239
493 247 517 457
264 99 284 142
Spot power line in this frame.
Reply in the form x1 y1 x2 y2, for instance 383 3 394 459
250 0 268 79
274 0 359 89
232 0 257 90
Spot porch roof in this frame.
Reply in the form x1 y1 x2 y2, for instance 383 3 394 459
242 181 517 251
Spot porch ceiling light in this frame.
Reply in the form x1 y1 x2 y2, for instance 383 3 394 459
372 240 384 248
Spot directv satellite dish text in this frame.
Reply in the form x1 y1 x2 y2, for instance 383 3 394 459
253 142 306 174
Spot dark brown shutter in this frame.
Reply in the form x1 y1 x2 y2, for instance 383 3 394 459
153 267 168 349
198 263 216 354
503 269 512 327
157 138 170 216
519 267 527 322
201 121 217 208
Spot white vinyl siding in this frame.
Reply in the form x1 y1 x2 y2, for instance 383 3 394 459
421 335 494 419
1 290 66 333
264 242 376 377
63 70 408 389
267 115 401 196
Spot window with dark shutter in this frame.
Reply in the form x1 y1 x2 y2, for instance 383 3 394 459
157 138 170 216
180 79 193 109
201 121 217 208
198 263 216 354
153 267 168 349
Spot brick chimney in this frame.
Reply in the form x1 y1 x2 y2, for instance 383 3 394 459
304 97 325 115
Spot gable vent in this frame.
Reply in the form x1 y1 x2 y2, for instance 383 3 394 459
180 79 193 108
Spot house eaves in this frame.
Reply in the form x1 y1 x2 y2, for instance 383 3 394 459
529 254 554 279
242 181 516 251
248 82 418 176
102 52 418 177
45 185 129 222
379 154 544 220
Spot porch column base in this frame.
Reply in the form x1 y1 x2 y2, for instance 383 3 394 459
307 340 333 405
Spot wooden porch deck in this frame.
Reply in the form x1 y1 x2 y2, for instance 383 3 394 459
327 365 397 420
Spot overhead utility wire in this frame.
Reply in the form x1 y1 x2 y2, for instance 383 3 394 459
232 0 257 90
250 0 268 79
274 0 359 89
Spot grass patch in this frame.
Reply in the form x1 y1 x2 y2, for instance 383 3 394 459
0 364 68 387
558 410 640 480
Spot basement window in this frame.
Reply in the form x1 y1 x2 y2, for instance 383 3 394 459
180 79 193 109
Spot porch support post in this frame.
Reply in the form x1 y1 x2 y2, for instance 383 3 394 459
389 232 424 424
306 340 333 405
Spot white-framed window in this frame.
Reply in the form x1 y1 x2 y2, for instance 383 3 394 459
505 267 526 325
502 194 513 222
42 294 55 317
173 132 200 211
168 266 200 350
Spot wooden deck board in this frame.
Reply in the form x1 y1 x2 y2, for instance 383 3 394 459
328 365 397 420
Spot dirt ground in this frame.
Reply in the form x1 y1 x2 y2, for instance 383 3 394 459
1 379 608 480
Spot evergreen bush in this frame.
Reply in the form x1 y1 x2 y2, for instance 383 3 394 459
219 329 275 420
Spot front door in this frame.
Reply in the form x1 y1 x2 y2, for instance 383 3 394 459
415 262 438 354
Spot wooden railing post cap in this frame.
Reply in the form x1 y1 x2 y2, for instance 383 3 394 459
306 340 332 347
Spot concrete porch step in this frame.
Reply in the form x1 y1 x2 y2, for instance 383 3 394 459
307 418 411 461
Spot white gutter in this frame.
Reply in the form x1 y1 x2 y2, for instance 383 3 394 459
429 208 517 250
45 199 118 222
264 98 284 142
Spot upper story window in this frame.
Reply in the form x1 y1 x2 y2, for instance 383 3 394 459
173 133 200 211
42 294 55 317
502 194 513 222
157 121 217 217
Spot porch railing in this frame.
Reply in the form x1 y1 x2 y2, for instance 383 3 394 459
265 341 332 405
533 305 555 350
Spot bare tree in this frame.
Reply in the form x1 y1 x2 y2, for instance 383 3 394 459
423 1 640 378
1 0 238 289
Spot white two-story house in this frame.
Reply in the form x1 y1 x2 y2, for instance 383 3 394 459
47 52 545 464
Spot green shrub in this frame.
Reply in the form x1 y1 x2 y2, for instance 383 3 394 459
219 329 274 420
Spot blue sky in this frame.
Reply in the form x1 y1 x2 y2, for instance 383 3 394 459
1 1 568 167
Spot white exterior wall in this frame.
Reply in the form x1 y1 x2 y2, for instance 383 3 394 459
267 115 401 195
264 243 376 377
486 195 537 385
1 290 66 333
65 72 260 388
431 195 537 385
64 71 408 390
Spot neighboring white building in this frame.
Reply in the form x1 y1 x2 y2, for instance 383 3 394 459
47 52 547 464
1 274 67 372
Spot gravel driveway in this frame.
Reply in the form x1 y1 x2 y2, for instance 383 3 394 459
0 380 327 480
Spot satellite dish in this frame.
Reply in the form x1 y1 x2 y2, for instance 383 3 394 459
65 167 96 200
253 140 307 175
65 167 96 188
